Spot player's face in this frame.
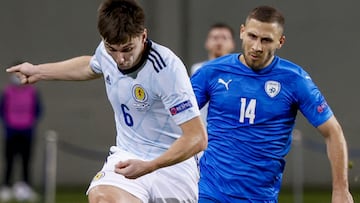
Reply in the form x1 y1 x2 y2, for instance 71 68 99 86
240 19 285 70
104 30 147 70
205 28 235 59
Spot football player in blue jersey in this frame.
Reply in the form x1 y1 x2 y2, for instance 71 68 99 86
191 5 353 203
6 0 207 202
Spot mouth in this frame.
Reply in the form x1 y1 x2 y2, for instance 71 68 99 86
249 53 260 60
117 63 131 70
118 61 130 66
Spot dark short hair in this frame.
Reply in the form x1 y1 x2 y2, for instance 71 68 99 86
246 6 285 30
97 0 145 44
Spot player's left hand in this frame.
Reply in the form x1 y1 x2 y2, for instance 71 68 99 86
114 159 155 179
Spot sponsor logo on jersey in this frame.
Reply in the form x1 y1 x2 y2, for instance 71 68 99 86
265 80 281 98
105 75 111 85
169 100 193 115
92 171 105 181
317 102 328 113
218 78 232 90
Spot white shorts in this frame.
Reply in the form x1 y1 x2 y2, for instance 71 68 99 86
87 146 199 203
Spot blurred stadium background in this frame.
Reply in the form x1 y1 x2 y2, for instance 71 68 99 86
0 0 359 202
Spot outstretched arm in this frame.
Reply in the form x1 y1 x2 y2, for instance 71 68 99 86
317 115 354 203
6 56 101 84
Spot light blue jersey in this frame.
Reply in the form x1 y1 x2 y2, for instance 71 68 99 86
191 54 333 202
90 40 200 160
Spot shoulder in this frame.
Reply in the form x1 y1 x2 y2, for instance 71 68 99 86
148 41 180 62
190 61 205 75
208 54 235 64
273 57 320 98
90 41 116 73
94 41 106 56
148 41 170 53
198 54 238 74
205 54 238 69
147 40 185 73
94 41 114 63
275 56 312 81
191 55 237 84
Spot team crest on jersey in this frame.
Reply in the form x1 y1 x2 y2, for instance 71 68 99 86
92 171 105 181
132 84 148 102
265 80 281 98
132 84 150 111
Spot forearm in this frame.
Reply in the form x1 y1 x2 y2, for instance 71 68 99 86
318 116 353 202
37 56 97 81
151 117 207 170
153 132 205 169
319 116 350 191
325 130 349 191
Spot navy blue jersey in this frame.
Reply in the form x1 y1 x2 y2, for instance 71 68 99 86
191 54 333 201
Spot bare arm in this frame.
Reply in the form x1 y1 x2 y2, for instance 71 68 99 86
115 116 208 178
6 56 101 84
151 116 207 168
317 115 354 203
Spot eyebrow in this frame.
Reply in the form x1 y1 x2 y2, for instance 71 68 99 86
104 41 134 51
247 31 273 40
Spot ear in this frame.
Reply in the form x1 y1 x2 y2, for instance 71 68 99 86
239 24 245 40
142 29 148 43
278 35 285 49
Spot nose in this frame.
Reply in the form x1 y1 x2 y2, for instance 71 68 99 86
252 40 262 52
215 36 226 44
114 52 126 64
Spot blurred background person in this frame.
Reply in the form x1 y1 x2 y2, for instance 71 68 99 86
190 22 236 75
0 63 43 202
190 23 236 127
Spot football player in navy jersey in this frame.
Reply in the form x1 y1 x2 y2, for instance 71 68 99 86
191 5 353 203
7 0 207 202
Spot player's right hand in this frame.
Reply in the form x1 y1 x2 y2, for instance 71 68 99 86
6 62 38 84
115 159 155 179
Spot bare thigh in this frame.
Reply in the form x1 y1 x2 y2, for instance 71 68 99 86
88 185 142 203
